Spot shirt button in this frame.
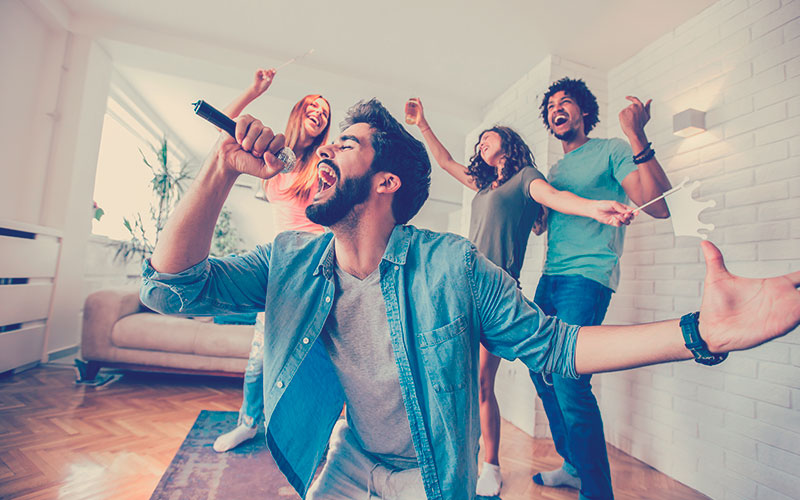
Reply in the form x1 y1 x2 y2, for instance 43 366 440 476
325 296 331 303
394 265 399 271
276 381 284 389
302 337 310 344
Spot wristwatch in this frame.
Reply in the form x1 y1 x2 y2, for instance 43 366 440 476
680 311 727 366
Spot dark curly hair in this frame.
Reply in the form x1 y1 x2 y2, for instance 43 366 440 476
467 126 536 191
540 77 600 135
341 99 431 224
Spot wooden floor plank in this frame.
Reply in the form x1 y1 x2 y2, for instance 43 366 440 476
0 364 707 499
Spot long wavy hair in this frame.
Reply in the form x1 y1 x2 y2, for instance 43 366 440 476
278 94 331 200
467 126 536 190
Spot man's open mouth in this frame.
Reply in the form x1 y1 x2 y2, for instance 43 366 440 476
318 162 338 194
553 114 568 126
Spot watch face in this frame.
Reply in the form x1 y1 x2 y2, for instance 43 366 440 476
696 352 728 366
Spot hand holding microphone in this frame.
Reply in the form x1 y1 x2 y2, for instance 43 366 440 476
193 100 296 175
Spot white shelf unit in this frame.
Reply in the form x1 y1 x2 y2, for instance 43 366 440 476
0 219 62 373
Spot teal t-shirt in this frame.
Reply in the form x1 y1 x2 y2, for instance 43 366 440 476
544 138 638 291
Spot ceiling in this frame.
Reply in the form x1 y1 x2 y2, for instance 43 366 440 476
59 0 719 115
36 0 720 206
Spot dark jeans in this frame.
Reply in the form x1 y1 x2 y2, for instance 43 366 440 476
531 274 614 500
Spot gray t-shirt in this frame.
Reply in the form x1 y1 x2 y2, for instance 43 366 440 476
321 262 417 469
468 166 545 280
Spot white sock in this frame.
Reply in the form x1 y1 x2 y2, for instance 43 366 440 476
476 462 502 496
532 465 581 489
213 424 258 453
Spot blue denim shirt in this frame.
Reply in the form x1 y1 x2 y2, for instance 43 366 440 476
140 225 579 500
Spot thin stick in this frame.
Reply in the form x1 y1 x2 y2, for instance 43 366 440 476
632 181 686 214
275 48 315 71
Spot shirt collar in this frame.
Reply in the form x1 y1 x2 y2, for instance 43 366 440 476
381 224 411 266
313 232 336 279
313 225 411 279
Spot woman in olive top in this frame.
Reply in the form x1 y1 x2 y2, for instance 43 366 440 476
406 98 632 497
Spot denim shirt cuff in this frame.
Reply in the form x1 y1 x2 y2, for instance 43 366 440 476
541 321 580 379
561 324 580 379
141 258 210 311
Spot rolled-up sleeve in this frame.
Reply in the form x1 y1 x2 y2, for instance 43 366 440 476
466 245 579 378
140 244 272 317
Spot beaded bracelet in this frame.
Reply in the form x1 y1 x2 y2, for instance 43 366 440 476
633 142 653 160
633 148 656 164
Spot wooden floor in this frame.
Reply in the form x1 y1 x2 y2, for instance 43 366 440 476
0 364 708 500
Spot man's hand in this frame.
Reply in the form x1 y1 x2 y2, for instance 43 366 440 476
215 114 287 180
619 96 652 142
589 200 635 227
251 68 276 96
699 241 800 353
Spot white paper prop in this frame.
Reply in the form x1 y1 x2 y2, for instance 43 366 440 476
665 178 716 240
632 178 716 240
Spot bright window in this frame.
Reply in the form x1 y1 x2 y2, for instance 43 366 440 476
91 87 190 241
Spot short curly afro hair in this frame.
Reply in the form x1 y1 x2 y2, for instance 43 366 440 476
540 77 600 135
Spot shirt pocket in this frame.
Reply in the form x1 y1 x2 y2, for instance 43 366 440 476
418 315 470 393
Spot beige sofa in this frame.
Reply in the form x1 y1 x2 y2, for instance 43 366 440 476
79 287 254 381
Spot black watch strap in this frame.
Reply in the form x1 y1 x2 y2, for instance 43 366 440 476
680 311 727 366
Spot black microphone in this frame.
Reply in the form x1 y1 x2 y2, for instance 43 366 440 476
192 99 296 172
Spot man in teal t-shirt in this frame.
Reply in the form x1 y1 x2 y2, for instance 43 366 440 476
530 78 672 500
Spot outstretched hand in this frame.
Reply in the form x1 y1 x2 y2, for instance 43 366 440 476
699 241 800 353
591 200 635 227
215 114 287 180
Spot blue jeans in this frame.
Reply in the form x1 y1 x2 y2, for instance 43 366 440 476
239 313 265 428
531 274 613 500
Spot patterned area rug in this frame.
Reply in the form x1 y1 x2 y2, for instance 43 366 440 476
151 410 299 499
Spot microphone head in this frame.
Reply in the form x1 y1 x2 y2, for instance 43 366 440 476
277 147 296 173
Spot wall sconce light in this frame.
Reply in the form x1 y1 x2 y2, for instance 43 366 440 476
673 108 706 137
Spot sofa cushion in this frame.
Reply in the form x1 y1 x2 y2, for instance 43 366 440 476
112 312 253 358
194 322 254 358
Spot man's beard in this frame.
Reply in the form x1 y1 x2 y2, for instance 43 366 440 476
554 127 578 142
306 170 373 227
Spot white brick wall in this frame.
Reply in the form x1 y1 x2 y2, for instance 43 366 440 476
467 0 799 496
605 0 800 498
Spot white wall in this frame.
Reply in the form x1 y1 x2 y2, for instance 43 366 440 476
0 0 64 225
471 1 799 498
44 36 113 355
1 2 113 357
602 1 800 499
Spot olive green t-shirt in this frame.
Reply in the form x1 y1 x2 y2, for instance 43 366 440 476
468 166 545 280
